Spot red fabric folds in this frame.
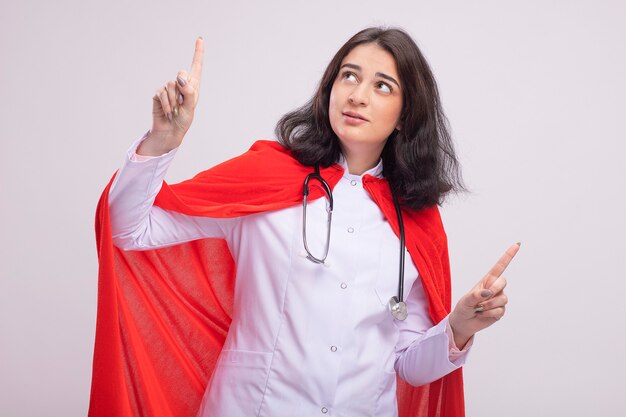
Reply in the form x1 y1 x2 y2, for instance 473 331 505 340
89 140 464 417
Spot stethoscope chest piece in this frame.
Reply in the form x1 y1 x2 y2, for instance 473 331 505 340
388 296 408 321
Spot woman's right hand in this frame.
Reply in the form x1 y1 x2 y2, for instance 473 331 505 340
137 37 204 156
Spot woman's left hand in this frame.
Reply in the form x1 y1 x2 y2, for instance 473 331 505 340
448 243 521 349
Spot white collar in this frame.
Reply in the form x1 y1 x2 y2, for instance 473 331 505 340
338 154 384 180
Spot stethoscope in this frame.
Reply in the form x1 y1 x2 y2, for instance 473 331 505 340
302 166 408 321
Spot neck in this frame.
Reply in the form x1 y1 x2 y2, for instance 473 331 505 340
341 145 383 175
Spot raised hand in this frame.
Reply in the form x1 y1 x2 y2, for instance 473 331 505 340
137 37 204 156
448 243 521 348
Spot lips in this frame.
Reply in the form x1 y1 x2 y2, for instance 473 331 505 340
342 111 369 122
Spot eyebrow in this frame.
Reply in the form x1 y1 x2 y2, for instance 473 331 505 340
340 63 400 89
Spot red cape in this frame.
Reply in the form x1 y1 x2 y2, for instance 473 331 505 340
89 140 464 416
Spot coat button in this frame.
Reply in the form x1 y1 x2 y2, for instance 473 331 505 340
321 407 329 414
350 180 357 186
347 227 354 233
340 282 347 289
330 346 338 352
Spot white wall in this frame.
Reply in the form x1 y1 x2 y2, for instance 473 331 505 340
1 0 624 415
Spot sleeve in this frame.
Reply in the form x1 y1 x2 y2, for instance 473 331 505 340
394 276 473 387
108 132 240 251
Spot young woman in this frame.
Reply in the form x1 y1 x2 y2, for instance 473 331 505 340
92 27 519 417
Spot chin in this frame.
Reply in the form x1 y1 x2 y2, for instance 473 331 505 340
334 127 365 143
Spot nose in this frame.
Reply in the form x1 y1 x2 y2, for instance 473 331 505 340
348 85 369 106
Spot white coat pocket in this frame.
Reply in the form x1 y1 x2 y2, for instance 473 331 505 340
199 349 273 417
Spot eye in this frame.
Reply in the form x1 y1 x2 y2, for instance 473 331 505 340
376 81 392 94
342 71 358 83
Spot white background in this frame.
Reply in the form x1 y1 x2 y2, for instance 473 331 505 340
1 0 624 416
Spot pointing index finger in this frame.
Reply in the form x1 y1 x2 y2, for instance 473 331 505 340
189 37 204 86
487 242 521 278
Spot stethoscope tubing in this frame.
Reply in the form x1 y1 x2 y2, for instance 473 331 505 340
391 188 405 307
302 166 334 264
302 166 407 320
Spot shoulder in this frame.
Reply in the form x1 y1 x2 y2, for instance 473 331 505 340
403 204 448 251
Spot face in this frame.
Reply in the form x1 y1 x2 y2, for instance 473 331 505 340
328 43 403 159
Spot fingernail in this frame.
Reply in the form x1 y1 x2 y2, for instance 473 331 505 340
480 289 493 298
167 112 172 122
177 76 187 87
173 106 179 117
198 36 203 40
516 242 522 247
178 93 183 105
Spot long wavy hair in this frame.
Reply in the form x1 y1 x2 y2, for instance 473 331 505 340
275 27 465 210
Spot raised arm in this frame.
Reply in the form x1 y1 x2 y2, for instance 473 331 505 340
108 38 239 251
395 243 521 386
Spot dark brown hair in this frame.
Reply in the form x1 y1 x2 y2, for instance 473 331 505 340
275 27 464 210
